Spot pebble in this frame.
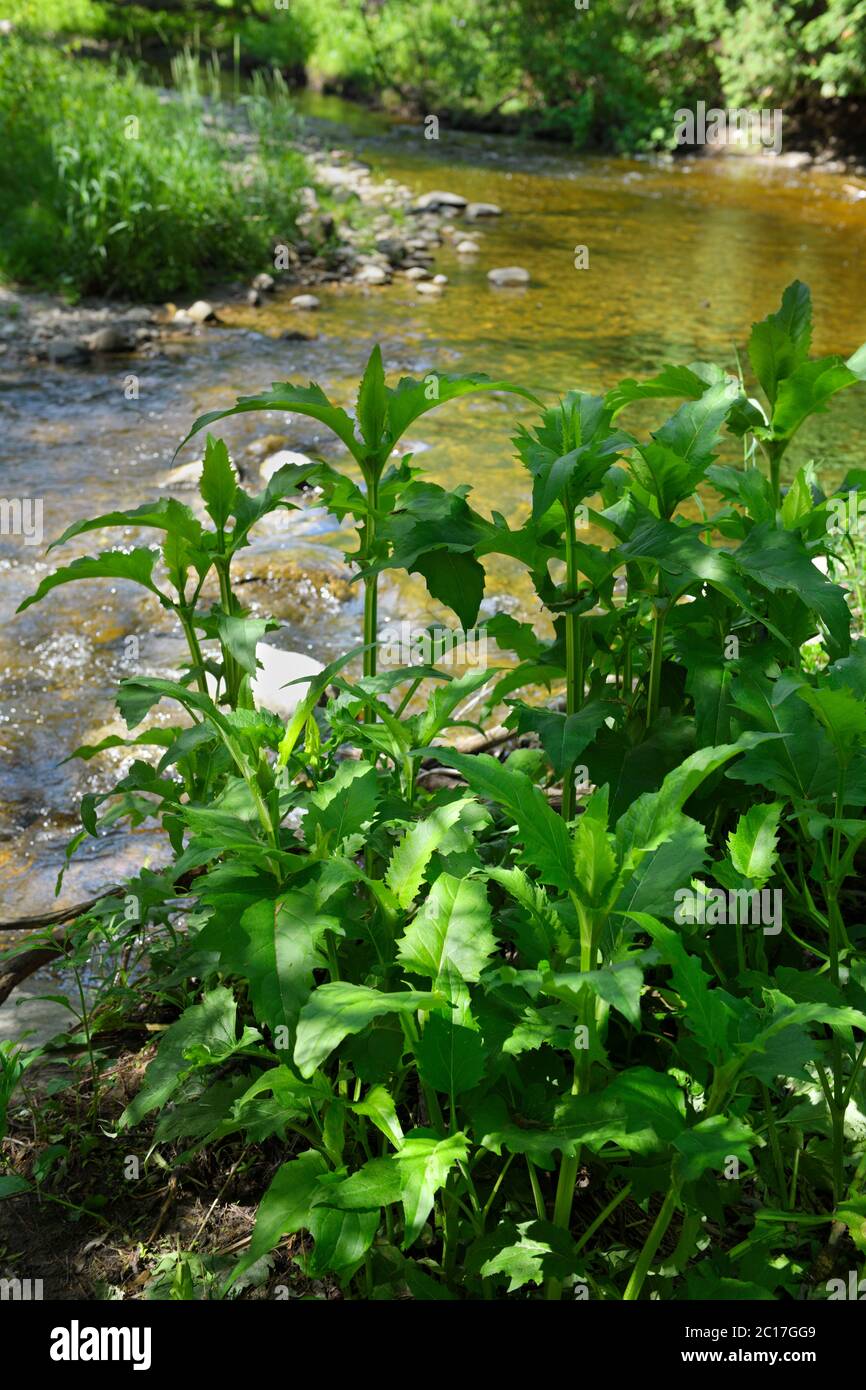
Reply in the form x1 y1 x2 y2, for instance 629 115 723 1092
355 264 390 285
290 294 320 311
456 239 481 254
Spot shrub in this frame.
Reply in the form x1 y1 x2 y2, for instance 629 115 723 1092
8 286 866 1301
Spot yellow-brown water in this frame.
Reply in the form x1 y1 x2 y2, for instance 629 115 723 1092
2 102 866 919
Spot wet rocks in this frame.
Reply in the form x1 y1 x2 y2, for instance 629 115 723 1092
355 263 390 286
375 237 407 266
84 326 133 353
246 434 289 459
465 202 502 219
251 272 276 293
160 459 205 489
488 266 530 286
456 238 481 254
43 339 91 365
185 300 216 324
410 190 468 213
290 294 320 311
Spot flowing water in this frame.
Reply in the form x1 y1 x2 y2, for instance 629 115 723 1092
2 97 866 922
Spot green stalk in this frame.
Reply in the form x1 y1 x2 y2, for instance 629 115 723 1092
546 916 594 1299
72 961 99 1124
178 609 209 696
762 1083 789 1209
828 767 848 1203
526 1158 547 1222
561 496 584 822
572 1181 632 1257
622 1185 679 1301
645 585 667 731
215 551 243 709
762 438 788 510
362 469 380 698
630 1072 735 1292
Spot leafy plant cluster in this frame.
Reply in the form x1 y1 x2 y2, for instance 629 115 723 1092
5 282 866 1300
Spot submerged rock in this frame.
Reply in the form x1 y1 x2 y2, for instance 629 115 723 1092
186 300 216 323
410 190 467 213
159 459 205 488
355 263 390 285
466 202 502 219
86 326 133 353
290 294 320 311
488 266 530 286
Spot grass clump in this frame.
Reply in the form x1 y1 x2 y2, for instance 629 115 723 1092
0 37 309 300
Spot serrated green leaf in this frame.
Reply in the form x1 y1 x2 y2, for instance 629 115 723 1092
726 801 783 885
199 434 237 528
397 874 497 984
386 799 473 909
17 548 165 614
294 984 440 1078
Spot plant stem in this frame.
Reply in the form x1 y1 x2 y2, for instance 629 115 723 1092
178 610 209 695
761 1083 789 1209
526 1158 546 1222
622 1185 679 1300
362 470 380 700
561 497 583 821
72 962 100 1125
827 766 848 1202
646 585 667 731
572 1181 632 1256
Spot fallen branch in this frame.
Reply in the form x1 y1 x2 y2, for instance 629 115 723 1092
0 889 128 933
0 926 74 1007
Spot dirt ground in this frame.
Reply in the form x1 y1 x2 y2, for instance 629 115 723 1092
0 1046 325 1301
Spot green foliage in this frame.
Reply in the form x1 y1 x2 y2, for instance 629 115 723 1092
6 285 866 1304
0 36 308 297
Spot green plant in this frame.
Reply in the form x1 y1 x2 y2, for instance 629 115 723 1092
5 287 866 1304
177 348 538 688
